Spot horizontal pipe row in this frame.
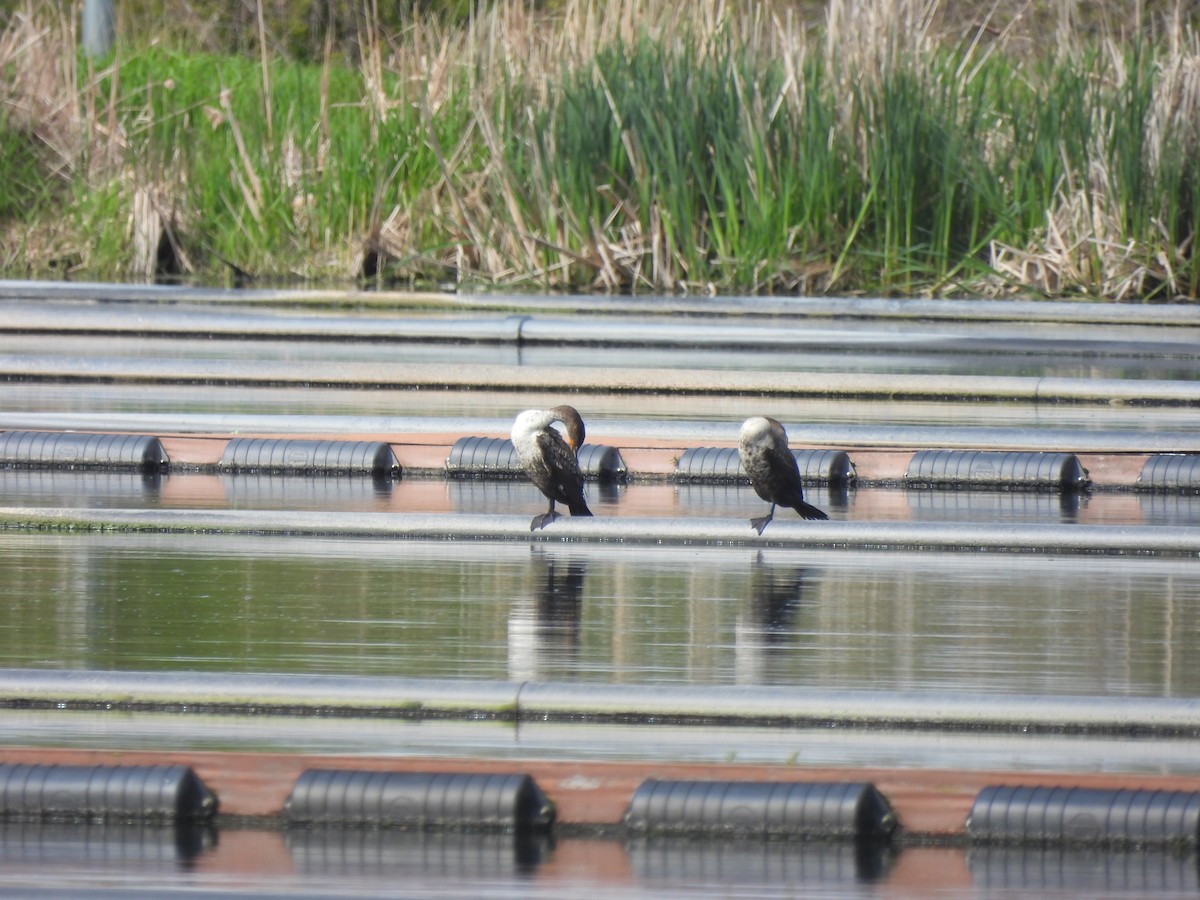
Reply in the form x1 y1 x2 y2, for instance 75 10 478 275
5 352 1200 405
3 668 1198 737
6 279 1200 325
5 427 1200 491
8 302 1200 359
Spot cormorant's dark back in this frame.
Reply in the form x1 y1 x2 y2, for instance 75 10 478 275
738 416 828 534
511 405 593 531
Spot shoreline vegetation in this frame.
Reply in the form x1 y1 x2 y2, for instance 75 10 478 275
2 1 1200 300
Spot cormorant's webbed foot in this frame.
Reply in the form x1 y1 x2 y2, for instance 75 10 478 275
530 511 562 532
749 514 773 535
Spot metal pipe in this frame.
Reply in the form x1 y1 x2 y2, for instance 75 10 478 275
4 354 1200 406
5 279 1200 325
2 668 1197 737
5 300 1200 353
3 507 1200 556
81 0 114 58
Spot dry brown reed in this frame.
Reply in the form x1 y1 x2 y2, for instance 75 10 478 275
0 5 86 177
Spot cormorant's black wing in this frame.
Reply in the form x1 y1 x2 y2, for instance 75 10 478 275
533 430 587 507
764 442 805 507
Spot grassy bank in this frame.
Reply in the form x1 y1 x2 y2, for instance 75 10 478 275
2 0 1200 299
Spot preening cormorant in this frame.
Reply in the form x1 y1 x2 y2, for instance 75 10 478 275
511 405 593 531
738 416 828 534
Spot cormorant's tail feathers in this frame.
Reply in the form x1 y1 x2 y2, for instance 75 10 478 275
795 501 829 521
569 501 593 517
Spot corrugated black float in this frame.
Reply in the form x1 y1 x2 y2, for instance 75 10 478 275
284 770 554 830
623 780 896 839
0 763 216 822
905 450 1089 490
965 785 1200 846
673 447 855 485
446 437 625 481
220 438 398 475
0 430 167 471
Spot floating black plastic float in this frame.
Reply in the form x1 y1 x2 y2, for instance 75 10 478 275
623 780 895 840
0 430 167 471
965 785 1200 846
0 763 216 823
1138 455 1200 492
446 436 625 481
284 770 554 830
673 447 855 485
905 450 1089 490
220 438 398 476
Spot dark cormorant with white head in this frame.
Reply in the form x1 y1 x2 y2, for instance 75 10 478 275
738 416 828 534
511 405 593 531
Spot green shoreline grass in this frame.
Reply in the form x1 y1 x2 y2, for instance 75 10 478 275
3 0 1200 299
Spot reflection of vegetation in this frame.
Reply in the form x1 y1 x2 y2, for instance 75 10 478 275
2 535 1199 697
1 536 524 676
4 1 1200 295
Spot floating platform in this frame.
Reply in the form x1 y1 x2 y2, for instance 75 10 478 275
0 417 1197 490
3 669 1200 843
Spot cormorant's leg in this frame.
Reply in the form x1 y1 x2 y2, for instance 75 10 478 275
749 503 776 535
531 499 561 531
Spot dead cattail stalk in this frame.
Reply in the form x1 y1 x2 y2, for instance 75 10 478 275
218 87 264 223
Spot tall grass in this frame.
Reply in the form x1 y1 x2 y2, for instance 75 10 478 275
3 0 1200 299
74 45 461 277
510 36 810 289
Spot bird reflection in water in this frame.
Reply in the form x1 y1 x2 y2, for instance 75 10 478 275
734 551 812 685
507 549 587 681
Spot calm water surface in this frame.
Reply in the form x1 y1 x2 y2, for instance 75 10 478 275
0 822 1194 899
4 471 1199 529
4 532 1198 698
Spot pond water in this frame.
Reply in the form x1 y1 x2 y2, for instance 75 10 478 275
3 471 1198 528
4 294 1200 897
5 824 1193 899
4 532 1198 698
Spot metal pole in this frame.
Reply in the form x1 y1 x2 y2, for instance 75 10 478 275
82 0 115 58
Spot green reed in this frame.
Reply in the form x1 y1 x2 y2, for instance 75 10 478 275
71 45 458 277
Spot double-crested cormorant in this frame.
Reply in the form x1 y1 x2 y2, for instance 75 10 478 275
511 405 593 531
738 416 828 534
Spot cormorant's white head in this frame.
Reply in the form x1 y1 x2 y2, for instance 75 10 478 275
739 415 772 442
739 416 788 451
512 406 586 452
512 409 549 444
